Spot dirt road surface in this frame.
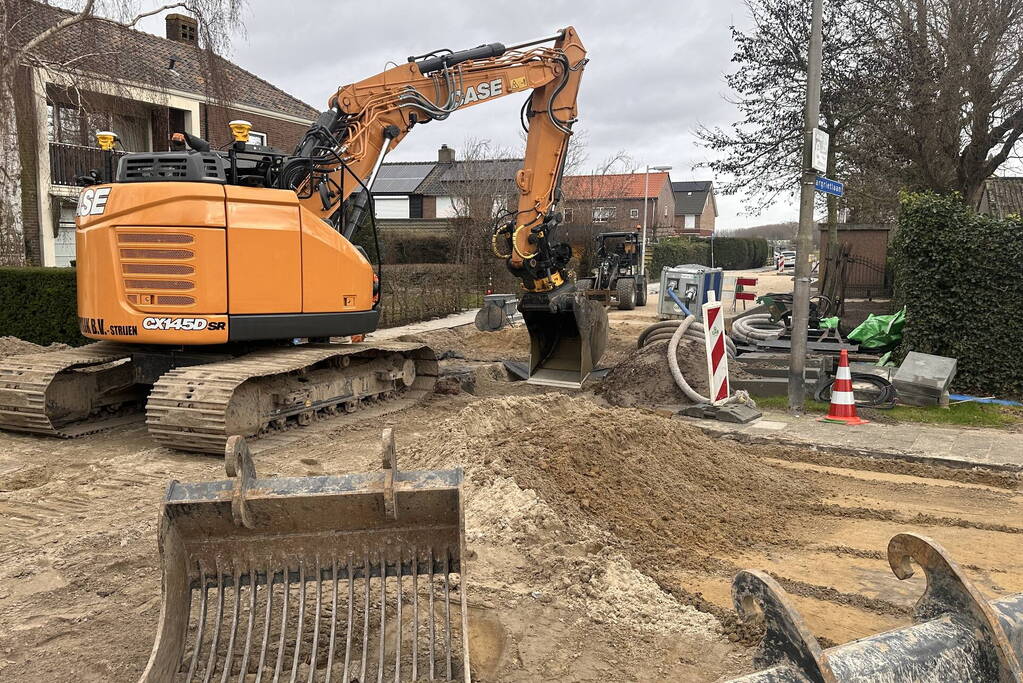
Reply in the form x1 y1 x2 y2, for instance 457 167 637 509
0 301 1019 681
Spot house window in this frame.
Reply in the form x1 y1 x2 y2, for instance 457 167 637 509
629 208 639 219
563 207 574 222
593 206 616 223
247 131 267 145
409 195 424 219
684 214 696 230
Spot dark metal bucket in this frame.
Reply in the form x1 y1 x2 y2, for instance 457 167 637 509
520 285 608 389
141 431 469 682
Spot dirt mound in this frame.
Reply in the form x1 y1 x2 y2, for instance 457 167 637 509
598 339 709 407
409 394 818 567
0 336 69 359
400 324 530 361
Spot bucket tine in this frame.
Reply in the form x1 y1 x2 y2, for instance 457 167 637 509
273 567 289 682
238 563 257 683
187 568 209 682
204 570 225 682
429 547 436 680
141 432 469 683
220 567 241 683
308 558 322 682
291 562 305 682
395 551 403 683
444 549 453 681
325 558 339 683
343 555 355 681
361 553 371 683
412 552 419 681
256 563 274 681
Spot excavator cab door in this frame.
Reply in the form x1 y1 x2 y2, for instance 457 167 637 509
520 285 608 389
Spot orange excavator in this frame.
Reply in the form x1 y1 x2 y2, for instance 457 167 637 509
0 27 607 453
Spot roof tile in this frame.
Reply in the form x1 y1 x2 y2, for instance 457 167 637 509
15 2 317 120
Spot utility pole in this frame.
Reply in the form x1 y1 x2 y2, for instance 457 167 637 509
789 0 824 412
640 164 672 278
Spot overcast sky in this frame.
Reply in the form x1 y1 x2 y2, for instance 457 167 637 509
138 0 800 229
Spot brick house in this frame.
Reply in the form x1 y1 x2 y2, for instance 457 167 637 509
370 144 519 233
561 172 674 235
13 5 316 266
671 181 717 236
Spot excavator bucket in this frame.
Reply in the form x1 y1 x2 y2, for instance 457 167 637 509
520 286 609 389
141 431 470 683
728 533 1023 682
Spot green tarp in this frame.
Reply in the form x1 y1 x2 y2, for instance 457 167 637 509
847 307 907 349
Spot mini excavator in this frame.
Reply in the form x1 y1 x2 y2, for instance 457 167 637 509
0 27 607 453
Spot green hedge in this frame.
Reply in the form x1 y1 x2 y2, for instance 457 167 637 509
351 228 453 265
0 267 88 346
650 236 768 275
892 192 1023 397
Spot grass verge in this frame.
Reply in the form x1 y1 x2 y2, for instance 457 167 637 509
753 396 1021 428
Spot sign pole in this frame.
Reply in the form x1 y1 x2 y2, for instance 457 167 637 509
789 0 824 413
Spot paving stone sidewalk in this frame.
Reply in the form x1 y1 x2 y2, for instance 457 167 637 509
679 409 1023 470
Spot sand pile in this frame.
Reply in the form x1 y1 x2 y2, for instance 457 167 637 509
401 325 530 361
598 339 709 407
0 336 69 359
404 394 818 637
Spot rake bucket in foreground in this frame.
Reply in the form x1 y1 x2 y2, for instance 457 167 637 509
141 430 470 682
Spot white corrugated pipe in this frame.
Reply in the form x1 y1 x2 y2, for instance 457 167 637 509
666 314 755 407
730 313 786 345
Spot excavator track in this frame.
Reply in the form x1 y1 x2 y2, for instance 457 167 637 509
0 342 145 438
146 341 437 453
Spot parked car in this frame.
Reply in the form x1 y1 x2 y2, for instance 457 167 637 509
777 250 796 270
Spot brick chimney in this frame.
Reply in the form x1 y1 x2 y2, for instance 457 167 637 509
166 13 198 44
438 144 455 163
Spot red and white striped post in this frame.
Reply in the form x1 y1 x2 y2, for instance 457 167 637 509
702 291 730 405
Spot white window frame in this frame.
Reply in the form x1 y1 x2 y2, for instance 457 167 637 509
629 208 639 219
592 206 616 223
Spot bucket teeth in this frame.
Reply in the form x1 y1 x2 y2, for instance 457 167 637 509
141 432 470 682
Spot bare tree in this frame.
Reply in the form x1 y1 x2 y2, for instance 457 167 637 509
441 137 521 287
864 0 1023 204
0 0 243 266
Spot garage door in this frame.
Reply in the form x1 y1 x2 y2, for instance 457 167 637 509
373 196 410 219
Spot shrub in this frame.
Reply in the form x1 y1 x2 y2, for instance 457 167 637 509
0 267 88 346
650 238 710 275
892 192 1023 397
379 263 483 327
351 228 452 265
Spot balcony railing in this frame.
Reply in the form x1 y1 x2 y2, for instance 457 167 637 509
49 142 128 186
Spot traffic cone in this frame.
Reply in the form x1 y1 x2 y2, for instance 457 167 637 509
819 349 869 425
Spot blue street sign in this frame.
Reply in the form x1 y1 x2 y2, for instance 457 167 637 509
815 176 844 197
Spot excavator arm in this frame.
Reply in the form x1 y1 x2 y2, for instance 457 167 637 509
288 27 585 294
284 27 606 387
